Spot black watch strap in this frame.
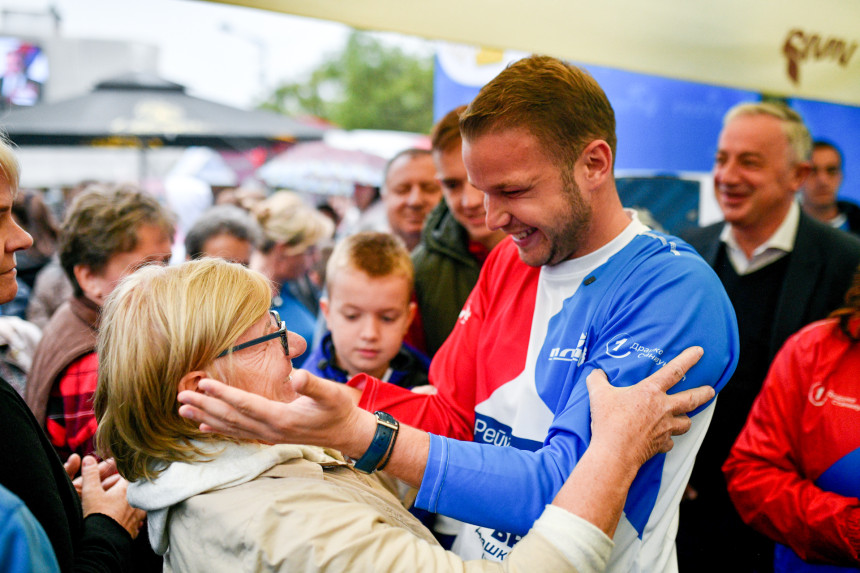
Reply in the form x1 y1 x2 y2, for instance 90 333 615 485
353 411 399 474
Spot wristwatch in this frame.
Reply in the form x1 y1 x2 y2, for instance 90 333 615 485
352 411 400 474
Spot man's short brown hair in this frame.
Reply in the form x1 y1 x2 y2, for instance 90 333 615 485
60 185 175 297
431 105 467 154
460 55 617 171
812 139 842 167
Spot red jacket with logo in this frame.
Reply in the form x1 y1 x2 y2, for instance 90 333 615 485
723 318 860 567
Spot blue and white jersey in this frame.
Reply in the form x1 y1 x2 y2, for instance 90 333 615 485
415 219 739 572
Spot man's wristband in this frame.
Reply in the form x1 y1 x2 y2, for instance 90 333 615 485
353 411 399 474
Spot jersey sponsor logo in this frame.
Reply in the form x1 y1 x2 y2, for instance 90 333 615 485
458 303 472 325
473 413 543 451
809 382 860 411
474 413 513 447
474 526 522 561
548 332 587 364
606 333 633 358
605 333 680 374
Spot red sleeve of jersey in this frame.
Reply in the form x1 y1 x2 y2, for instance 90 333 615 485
350 278 483 441
723 328 860 565
351 373 473 441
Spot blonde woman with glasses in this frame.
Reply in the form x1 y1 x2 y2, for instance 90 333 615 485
95 258 712 573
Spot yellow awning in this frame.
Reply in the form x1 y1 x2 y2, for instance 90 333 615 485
201 0 860 106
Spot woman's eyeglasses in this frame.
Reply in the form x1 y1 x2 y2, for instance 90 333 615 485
217 310 290 358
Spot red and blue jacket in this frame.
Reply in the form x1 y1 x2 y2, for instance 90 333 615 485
724 318 860 572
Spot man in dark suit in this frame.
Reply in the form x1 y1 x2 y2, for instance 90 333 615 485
678 102 860 573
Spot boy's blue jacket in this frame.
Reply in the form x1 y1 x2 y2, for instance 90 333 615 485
303 332 430 389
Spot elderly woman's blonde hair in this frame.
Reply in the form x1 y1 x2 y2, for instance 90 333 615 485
0 136 20 190
253 190 334 255
93 258 272 482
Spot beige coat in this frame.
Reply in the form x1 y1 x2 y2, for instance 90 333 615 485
128 442 612 573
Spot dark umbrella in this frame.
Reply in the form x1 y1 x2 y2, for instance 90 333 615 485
0 71 325 148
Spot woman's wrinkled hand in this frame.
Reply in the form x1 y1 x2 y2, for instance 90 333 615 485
586 346 714 470
66 454 119 497
80 456 145 539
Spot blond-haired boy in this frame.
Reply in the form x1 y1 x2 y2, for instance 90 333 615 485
304 232 430 388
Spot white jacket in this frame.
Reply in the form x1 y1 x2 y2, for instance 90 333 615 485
128 441 612 573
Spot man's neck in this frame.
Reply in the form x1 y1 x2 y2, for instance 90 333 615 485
730 224 779 259
570 195 632 260
801 200 839 224
729 203 794 259
397 230 421 252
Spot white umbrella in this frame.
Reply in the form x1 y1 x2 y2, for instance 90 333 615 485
258 140 387 195
258 129 429 195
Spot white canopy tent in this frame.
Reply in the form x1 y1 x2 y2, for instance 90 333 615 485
203 0 859 106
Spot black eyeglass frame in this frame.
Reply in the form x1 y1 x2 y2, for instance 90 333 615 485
216 310 289 358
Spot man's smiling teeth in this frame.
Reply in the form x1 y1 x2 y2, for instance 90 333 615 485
513 229 535 240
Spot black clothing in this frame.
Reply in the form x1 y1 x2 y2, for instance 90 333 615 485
837 199 860 236
682 212 860 359
709 249 791 455
0 376 133 572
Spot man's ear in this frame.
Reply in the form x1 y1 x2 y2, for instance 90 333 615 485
790 161 812 192
73 264 106 304
579 140 613 186
178 371 208 394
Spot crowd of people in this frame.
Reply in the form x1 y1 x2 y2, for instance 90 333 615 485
0 54 858 573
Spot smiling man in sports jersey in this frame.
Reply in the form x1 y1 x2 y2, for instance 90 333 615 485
178 55 740 573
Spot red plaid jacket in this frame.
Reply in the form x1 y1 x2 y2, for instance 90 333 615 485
45 352 99 460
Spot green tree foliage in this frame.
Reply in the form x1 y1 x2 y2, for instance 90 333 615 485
259 31 434 133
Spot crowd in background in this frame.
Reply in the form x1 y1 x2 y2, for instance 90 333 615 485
0 71 859 573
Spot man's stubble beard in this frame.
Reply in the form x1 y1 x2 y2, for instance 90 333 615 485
544 168 592 267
